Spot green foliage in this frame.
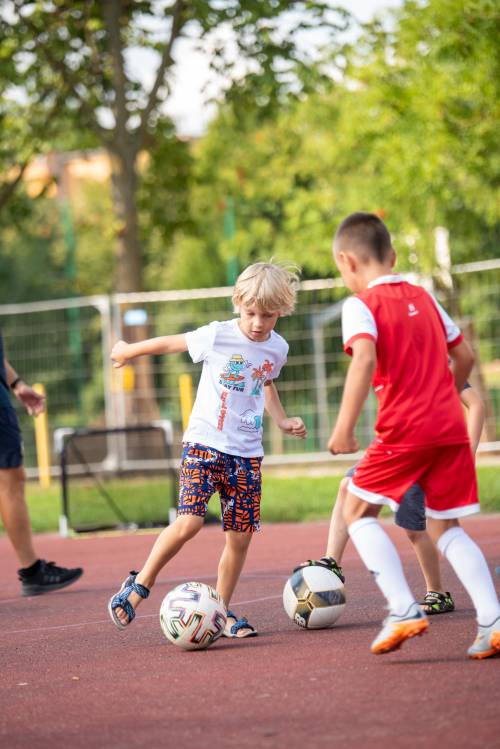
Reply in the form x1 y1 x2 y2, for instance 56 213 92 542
339 0 500 268
0 0 498 298
0 190 74 301
0 0 348 294
174 0 499 278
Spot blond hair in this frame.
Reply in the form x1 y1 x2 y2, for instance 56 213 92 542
232 261 300 316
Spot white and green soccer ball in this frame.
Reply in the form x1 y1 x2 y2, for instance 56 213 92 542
160 582 227 650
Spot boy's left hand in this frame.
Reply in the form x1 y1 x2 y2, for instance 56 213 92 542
279 417 307 438
327 428 359 454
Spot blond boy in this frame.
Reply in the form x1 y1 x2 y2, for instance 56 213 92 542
108 262 306 638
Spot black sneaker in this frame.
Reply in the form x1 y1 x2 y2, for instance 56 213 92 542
420 590 455 615
293 556 345 584
318 556 345 584
18 559 83 597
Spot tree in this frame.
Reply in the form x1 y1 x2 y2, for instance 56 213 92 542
2 0 349 293
177 0 499 278
2 0 349 425
336 0 500 268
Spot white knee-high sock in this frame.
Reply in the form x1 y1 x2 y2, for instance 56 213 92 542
437 526 500 626
348 517 416 616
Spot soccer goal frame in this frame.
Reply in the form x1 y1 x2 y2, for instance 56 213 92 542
54 422 177 536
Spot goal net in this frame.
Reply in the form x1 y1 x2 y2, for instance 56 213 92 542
54 422 176 534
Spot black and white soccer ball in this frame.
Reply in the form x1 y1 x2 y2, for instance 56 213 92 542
283 564 346 629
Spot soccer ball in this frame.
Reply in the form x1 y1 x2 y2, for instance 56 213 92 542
283 564 346 629
160 582 227 650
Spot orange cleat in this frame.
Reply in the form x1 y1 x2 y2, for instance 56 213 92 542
467 617 500 659
371 603 429 654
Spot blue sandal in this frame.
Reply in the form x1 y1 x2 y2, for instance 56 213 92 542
223 609 258 638
108 571 150 630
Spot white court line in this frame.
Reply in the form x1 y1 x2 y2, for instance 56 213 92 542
3 594 282 636
0 573 287 606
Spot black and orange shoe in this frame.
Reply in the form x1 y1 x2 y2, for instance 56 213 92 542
467 616 500 659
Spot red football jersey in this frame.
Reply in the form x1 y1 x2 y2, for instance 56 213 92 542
342 275 469 448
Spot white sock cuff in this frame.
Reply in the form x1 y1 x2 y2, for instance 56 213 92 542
437 526 466 556
348 516 378 538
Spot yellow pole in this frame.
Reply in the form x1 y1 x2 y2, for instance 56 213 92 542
33 383 51 488
178 374 193 431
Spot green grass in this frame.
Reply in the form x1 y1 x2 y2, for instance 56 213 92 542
0 466 498 534
264 466 500 519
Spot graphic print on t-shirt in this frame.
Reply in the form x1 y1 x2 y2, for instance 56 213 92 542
238 409 262 433
219 354 252 392
184 318 288 456
250 359 274 396
217 390 229 431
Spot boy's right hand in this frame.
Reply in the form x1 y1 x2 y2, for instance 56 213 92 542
327 428 359 455
279 416 307 438
111 340 131 368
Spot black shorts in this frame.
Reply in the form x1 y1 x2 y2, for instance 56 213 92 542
0 407 23 468
345 464 426 532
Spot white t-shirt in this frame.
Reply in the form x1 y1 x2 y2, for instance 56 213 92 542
183 319 289 457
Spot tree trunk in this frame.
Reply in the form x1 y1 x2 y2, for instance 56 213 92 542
109 147 142 293
109 146 160 431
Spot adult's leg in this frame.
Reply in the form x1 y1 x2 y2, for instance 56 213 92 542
0 466 37 568
325 478 350 561
113 514 204 626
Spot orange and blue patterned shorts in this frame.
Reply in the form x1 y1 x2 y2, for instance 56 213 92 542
178 443 262 533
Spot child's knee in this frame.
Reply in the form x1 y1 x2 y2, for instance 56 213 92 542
405 529 422 544
343 493 380 526
337 478 349 505
173 514 203 542
427 517 459 544
225 530 253 552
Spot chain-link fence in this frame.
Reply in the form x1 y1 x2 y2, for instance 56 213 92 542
1 260 499 477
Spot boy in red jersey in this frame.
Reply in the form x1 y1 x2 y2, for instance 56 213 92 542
328 212 500 658
296 381 484 616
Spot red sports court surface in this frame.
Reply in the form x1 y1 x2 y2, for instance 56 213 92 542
1 516 499 749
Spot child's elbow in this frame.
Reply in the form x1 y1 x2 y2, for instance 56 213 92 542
353 351 377 374
465 348 475 370
457 339 475 368
351 340 377 373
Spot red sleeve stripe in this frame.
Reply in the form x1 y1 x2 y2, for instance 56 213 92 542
447 333 464 350
344 332 376 356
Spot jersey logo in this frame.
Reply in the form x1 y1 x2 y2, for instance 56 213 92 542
408 303 419 317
